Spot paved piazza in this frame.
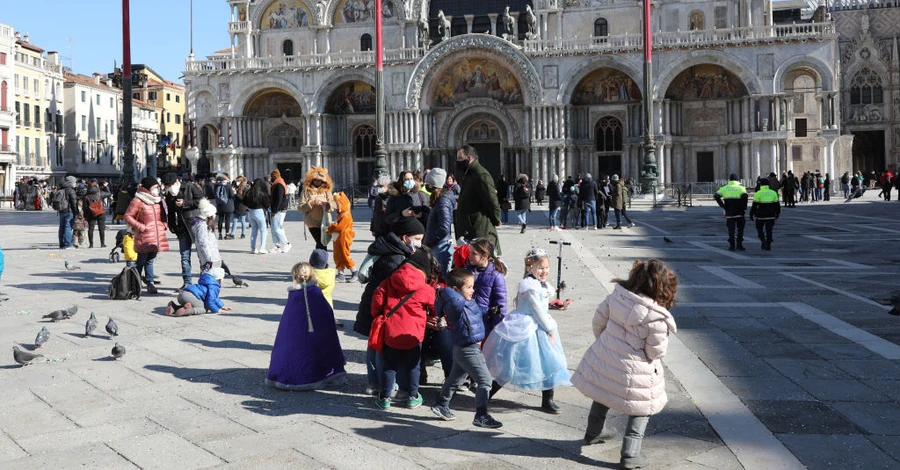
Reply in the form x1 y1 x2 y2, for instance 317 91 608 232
1 194 898 468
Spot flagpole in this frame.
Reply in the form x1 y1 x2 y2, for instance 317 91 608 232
122 0 135 185
373 0 388 179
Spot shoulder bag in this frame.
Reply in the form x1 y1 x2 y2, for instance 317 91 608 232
367 291 415 353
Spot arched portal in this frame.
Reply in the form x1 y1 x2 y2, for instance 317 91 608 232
244 89 303 118
198 124 219 177
354 125 376 186
595 116 623 178
463 120 504 181
325 81 376 115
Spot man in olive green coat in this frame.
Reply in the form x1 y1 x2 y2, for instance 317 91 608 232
454 145 502 254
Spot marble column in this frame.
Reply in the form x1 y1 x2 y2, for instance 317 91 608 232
673 144 684 182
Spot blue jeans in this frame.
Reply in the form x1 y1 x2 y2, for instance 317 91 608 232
58 211 74 248
583 200 597 227
248 209 268 251
501 209 509 224
516 209 527 225
229 214 247 237
177 231 193 285
381 343 422 400
550 207 560 228
271 210 288 246
816 188 823 201
136 252 158 285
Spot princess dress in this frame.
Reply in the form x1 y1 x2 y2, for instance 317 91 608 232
266 282 347 391
483 276 571 390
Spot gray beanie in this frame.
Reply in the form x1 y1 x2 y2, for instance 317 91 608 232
424 168 447 188
611 174 619 181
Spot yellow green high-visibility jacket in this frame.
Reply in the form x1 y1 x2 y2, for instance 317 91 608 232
714 181 748 218
750 185 781 220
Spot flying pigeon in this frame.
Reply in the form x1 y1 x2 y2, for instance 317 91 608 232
85 313 98 337
111 343 126 360
35 326 50 348
64 261 81 271
105 318 118 337
663 237 674 244
43 310 67 322
63 305 78 319
13 346 44 366
232 276 249 288
890 293 900 316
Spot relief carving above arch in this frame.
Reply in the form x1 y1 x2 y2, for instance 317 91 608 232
439 98 524 148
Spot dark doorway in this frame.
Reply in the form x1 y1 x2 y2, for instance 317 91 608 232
277 163 303 184
697 151 715 182
596 155 621 179
472 143 502 182
851 130 885 173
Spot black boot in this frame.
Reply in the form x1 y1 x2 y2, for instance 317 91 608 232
736 240 746 251
520 223 527 234
541 389 561 414
728 240 735 251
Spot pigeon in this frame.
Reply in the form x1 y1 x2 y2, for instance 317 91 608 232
35 326 50 348
64 261 81 271
63 305 78 319
13 346 44 366
85 312 98 337
663 237 674 244
890 293 900 316
232 276 249 288
106 318 118 337
111 343 126 360
42 310 67 322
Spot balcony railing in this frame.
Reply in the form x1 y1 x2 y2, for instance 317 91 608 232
524 22 836 55
185 47 426 74
229 21 251 34
0 145 12 152
830 0 900 11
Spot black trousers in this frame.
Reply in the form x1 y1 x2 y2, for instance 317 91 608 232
217 211 233 235
597 204 609 228
755 219 775 244
784 190 795 207
87 216 107 247
308 226 327 250
726 217 745 243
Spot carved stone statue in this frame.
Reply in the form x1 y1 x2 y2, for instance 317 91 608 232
524 5 538 39
315 1 326 26
502 6 515 41
402 0 414 21
418 15 430 48
437 10 451 40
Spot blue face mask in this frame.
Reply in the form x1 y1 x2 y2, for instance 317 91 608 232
403 180 415 191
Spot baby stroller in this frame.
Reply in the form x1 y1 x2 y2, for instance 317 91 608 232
108 229 127 263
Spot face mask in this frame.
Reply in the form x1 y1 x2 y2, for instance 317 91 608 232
376 186 387 194
151 188 160 196
456 159 470 173
403 180 415 191
407 240 422 251
167 182 181 196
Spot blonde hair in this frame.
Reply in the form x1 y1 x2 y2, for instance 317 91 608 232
291 262 317 284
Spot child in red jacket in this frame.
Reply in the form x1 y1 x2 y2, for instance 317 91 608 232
371 247 437 410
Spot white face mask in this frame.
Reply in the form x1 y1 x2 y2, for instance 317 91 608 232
167 182 181 196
151 188 160 196
407 240 422 251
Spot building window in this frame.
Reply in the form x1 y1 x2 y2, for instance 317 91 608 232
282 39 294 56
267 123 302 150
849 68 883 105
110 97 114 108
24 137 30 165
23 103 30 126
81 142 87 163
110 119 115 134
0 52 5 65
595 116 623 152
166 112 171 123
81 90 86 102
34 106 40 128
82 115 86 131
148 91 158 101
0 80 6 111
34 137 40 166
175 114 181 124
594 18 608 37
166 93 171 101
795 118 807 137
96 94 101 105
451 17 468 37
15 102 20 125
175 95 180 103
132 93 140 100
96 117 101 133
360 34 373 51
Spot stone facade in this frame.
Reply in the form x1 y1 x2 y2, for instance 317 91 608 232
184 0 842 188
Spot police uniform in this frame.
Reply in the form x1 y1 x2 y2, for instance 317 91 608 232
749 178 781 251
713 176 748 251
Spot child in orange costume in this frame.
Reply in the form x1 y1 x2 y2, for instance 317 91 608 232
327 192 358 283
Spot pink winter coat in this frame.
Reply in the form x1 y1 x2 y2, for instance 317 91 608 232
124 188 170 254
572 284 677 417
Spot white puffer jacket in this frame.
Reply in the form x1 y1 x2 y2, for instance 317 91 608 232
572 284 677 417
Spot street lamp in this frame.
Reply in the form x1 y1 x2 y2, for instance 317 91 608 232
372 0 388 179
639 0 658 193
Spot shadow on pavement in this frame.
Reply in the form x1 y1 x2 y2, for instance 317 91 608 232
182 338 272 351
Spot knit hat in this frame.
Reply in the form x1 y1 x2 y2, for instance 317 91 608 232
611 174 619 181
207 267 226 281
729 173 739 181
392 216 425 236
406 248 433 272
309 249 328 270
198 198 217 219
141 176 158 190
163 173 178 186
424 168 447 188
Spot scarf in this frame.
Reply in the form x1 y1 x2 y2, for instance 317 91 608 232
135 190 161 205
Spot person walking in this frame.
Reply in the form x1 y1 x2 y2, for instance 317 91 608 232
163 173 204 291
780 171 797 208
597 175 611 229
823 173 832 201
841 171 852 199
535 180 546 206
454 145 502 253
513 174 531 233
579 173 599 230
214 175 235 240
750 177 781 251
230 177 249 239
547 175 562 231
55 175 79 249
82 180 111 248
610 175 635 229
497 175 510 225
269 169 291 253
713 174 748 251
124 177 169 294
244 178 271 254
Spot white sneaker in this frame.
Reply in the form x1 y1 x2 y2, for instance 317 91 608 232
272 245 282 253
281 243 292 253
258 248 268 254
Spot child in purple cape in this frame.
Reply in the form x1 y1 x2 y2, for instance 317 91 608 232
266 262 347 391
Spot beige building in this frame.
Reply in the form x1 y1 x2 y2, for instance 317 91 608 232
126 64 187 173
0 24 16 194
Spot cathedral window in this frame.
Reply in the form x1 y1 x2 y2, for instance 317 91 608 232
594 18 608 37
361 34 373 51
267 123 302 151
595 117 623 152
282 40 294 56
849 68 883 105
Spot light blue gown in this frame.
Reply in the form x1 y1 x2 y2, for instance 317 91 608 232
483 276 571 390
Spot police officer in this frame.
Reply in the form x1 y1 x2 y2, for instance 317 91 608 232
750 177 781 251
714 173 748 251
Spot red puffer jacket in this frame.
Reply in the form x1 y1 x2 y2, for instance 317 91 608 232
124 188 170 254
371 263 436 349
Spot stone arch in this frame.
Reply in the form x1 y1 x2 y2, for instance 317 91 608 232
441 99 522 148
655 52 761 98
558 58 643 104
231 79 306 117
407 34 543 108
252 0 313 30
243 89 304 117
312 71 376 113
774 56 836 92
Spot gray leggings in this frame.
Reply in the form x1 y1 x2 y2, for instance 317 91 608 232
176 290 207 315
587 401 649 458
438 343 493 412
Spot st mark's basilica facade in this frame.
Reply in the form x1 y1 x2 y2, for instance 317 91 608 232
183 0 851 189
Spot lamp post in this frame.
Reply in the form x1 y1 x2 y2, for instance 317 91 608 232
121 0 135 187
372 0 388 179
639 0 658 193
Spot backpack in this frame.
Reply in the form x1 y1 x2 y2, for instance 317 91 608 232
108 266 142 300
215 184 229 206
51 189 69 212
88 199 105 217
357 253 380 284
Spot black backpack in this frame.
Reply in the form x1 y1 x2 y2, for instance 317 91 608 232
108 266 142 300
51 189 69 211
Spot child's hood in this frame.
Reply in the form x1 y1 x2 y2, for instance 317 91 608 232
609 284 677 333
386 263 429 295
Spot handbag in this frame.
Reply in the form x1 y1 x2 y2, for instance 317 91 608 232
89 200 105 218
367 291 415 353
319 209 334 246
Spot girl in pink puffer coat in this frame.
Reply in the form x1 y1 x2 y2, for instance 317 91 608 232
571 259 678 470
125 177 169 294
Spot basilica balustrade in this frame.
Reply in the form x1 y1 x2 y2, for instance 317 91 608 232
829 0 900 11
229 21 252 34
184 48 425 75
523 22 836 56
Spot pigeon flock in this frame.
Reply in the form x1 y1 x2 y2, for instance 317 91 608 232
11 305 126 366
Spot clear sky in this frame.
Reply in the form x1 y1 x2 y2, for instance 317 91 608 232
3 0 231 84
